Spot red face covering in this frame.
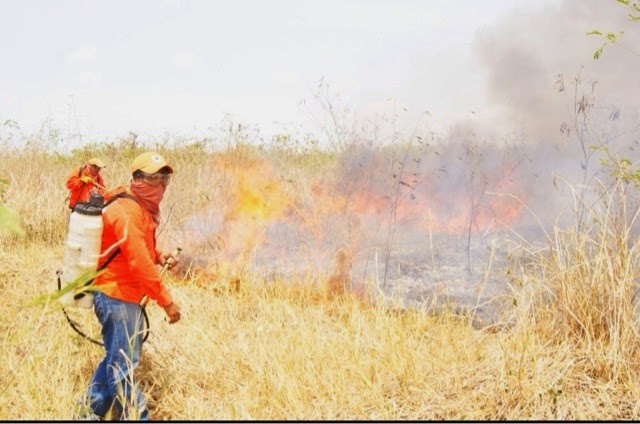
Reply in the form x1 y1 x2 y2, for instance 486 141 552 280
130 179 166 223
84 164 99 178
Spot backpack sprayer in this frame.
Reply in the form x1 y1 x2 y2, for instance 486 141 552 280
56 192 180 345
58 193 105 308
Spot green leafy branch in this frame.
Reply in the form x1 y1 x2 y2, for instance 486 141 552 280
588 0 640 59
27 269 105 307
592 144 640 186
617 0 640 19
588 30 625 60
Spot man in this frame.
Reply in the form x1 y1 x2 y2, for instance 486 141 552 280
66 158 107 209
83 152 181 421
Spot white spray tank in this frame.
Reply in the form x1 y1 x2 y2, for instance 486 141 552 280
58 193 104 309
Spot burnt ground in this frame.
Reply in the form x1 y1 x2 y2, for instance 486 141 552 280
247 229 524 328
167 207 550 328
349 230 524 327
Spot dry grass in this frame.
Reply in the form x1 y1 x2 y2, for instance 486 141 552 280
2 141 640 420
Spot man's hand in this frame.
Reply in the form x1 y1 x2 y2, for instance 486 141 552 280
158 251 180 271
80 175 94 184
163 302 181 324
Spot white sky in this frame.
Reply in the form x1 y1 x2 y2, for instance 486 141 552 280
0 0 560 144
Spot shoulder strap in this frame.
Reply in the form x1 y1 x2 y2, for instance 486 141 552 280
98 247 121 272
104 191 138 208
72 246 121 298
74 246 121 294
77 166 83 178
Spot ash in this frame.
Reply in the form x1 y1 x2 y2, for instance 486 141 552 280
170 208 531 328
352 229 519 326
254 218 522 327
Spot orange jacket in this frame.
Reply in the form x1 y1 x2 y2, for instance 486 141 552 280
66 164 106 209
93 189 173 307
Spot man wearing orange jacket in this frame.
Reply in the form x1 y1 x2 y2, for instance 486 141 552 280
66 158 107 209
82 152 181 421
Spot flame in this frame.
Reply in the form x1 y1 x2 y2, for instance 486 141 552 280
216 155 293 267
178 151 529 280
304 169 526 236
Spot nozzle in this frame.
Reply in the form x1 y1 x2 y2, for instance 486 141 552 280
89 193 104 208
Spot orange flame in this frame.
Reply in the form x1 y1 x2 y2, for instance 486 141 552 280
213 154 294 269
180 152 528 278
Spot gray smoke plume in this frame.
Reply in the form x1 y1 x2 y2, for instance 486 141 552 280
466 0 640 228
475 0 640 144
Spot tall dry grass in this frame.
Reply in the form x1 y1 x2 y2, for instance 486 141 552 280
507 181 640 388
2 139 640 420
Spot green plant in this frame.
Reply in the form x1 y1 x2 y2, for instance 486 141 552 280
0 178 24 237
588 0 640 59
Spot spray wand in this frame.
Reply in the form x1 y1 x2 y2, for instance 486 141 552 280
140 246 182 307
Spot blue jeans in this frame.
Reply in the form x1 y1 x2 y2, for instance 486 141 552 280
84 291 148 421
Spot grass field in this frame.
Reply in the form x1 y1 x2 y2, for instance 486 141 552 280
2 135 640 420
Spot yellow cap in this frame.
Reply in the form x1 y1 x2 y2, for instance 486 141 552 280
131 152 174 174
88 158 106 168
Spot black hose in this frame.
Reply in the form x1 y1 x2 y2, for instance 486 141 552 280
58 275 150 346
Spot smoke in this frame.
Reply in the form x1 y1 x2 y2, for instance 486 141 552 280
474 0 640 143
458 0 640 228
166 2 640 319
